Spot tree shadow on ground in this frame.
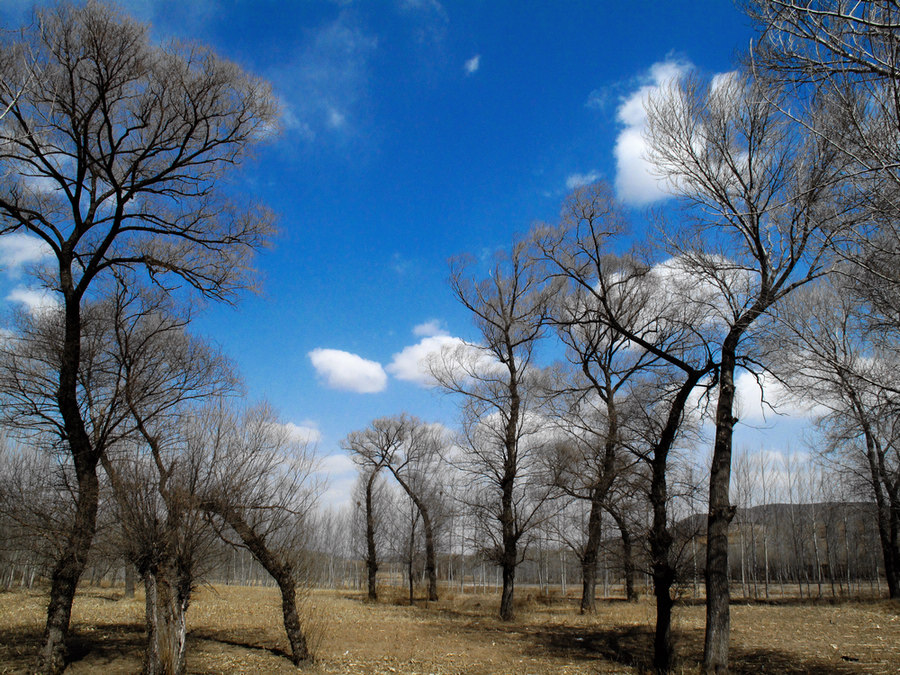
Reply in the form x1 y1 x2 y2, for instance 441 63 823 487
65 622 146 670
189 628 293 661
0 625 42 672
524 624 868 674
0 622 147 673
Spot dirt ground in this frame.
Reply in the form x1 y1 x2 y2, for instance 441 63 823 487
1 585 898 674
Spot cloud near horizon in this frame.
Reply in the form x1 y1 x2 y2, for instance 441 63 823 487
308 348 388 393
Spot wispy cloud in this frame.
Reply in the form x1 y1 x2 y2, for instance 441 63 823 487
464 54 481 75
6 287 60 315
565 171 601 191
271 12 377 142
309 347 387 393
0 234 53 276
614 58 692 205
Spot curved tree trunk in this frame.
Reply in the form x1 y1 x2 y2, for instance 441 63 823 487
204 501 311 664
390 472 439 602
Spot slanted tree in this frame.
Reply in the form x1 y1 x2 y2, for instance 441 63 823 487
194 402 323 665
0 4 276 670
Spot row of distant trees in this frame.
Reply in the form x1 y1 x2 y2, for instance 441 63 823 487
0 2 898 675
5 442 885 606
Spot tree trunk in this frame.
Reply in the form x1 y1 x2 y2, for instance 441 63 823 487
40 465 100 675
204 502 311 664
649 455 675 673
580 501 603 613
41 296 100 675
365 471 379 601
125 563 136 599
392 474 439 602
499 558 516 621
704 346 739 675
144 574 161 675
144 566 189 675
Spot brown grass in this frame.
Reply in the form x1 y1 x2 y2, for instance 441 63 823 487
1 584 898 673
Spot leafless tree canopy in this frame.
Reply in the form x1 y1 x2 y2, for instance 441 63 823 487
0 1 278 300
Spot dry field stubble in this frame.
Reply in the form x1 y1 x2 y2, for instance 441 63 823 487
0 585 898 674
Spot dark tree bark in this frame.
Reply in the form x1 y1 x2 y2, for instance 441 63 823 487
365 468 380 602
498 373 522 622
704 339 741 675
40 297 100 675
580 500 603 613
206 502 310 664
391 472 439 602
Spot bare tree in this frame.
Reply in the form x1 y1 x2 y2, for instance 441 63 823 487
194 402 323 666
749 1 900 337
432 239 552 620
97 283 235 674
535 182 716 673
344 425 396 601
535 186 644 613
644 69 851 673
0 3 276 670
343 414 445 601
768 279 900 597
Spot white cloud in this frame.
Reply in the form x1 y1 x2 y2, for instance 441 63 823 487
283 420 323 445
308 348 387 393
464 54 481 75
6 287 59 315
314 451 358 509
733 370 825 424
387 333 466 386
565 171 601 191
413 319 447 337
613 58 692 205
0 233 53 275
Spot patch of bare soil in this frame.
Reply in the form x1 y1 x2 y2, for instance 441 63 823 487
0 585 898 674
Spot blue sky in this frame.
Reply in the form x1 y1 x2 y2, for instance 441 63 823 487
0 1 814 506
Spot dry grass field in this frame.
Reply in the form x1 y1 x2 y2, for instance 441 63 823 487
0 584 898 674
